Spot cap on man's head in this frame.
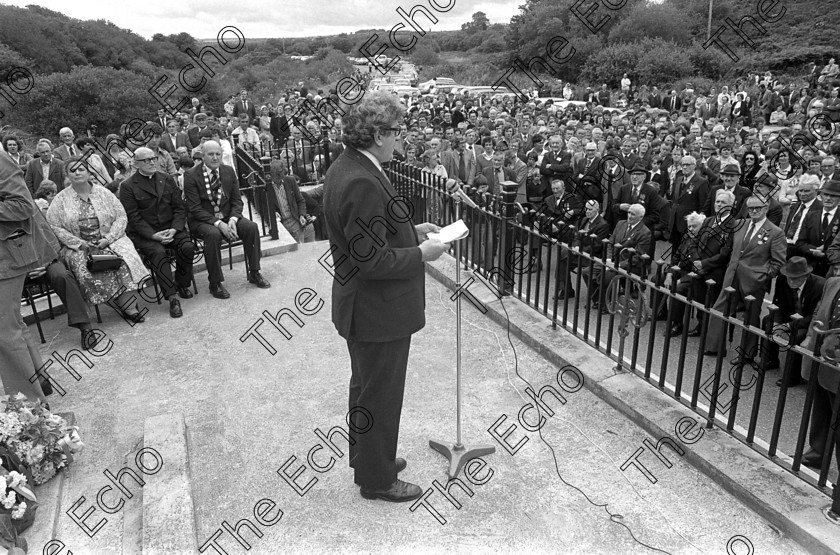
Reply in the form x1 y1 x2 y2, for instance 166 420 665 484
721 163 741 175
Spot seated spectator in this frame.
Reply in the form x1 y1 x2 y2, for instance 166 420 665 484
267 159 314 244
663 211 726 337
24 140 65 196
45 156 150 323
582 203 651 311
553 199 610 300
183 141 270 299
34 180 57 215
75 137 112 186
119 147 195 318
2 135 31 174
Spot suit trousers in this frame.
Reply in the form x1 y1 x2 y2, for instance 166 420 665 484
706 274 765 358
46 260 90 328
347 336 411 489
0 274 47 402
133 231 195 299
193 218 260 285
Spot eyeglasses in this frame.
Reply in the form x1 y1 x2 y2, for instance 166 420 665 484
746 206 765 212
680 162 694 166
135 157 158 163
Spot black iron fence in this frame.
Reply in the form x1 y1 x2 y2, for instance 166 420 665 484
385 160 840 498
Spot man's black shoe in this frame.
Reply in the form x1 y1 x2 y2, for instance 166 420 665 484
555 289 575 300
687 325 702 337
776 375 806 387
730 356 754 367
823 506 840 525
249 271 271 289
668 324 684 337
758 358 780 370
355 458 407 486
210 283 230 299
169 298 183 318
178 287 194 299
801 449 824 468
360 479 422 502
704 349 726 357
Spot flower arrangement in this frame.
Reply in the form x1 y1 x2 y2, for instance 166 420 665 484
0 395 84 486
0 446 36 553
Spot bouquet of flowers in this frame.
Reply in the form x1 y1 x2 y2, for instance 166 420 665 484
0 395 84 486
0 445 36 552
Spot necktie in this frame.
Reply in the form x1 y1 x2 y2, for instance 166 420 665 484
822 211 831 239
69 145 76 157
210 169 222 218
584 158 592 172
458 152 466 182
795 287 804 315
623 224 633 241
786 204 803 239
742 223 755 251
632 186 640 202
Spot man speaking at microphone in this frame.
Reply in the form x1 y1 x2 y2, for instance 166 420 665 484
323 92 448 502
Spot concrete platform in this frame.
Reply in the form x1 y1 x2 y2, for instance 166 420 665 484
17 241 833 554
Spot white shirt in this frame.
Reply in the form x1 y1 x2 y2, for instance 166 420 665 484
359 149 384 173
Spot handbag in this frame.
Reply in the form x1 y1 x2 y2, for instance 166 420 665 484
86 247 123 272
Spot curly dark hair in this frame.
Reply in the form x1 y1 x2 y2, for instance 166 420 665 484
2 135 24 152
341 92 405 150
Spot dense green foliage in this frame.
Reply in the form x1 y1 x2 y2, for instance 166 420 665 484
0 0 837 144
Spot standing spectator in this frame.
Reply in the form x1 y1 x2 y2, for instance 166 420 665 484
598 84 610 107
704 196 786 364
667 155 711 252
53 127 78 160
232 89 257 125
145 125 177 176
620 73 631 95
0 151 53 402
796 180 840 277
161 120 190 154
2 136 31 174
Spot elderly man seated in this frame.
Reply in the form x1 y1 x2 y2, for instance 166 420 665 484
119 147 195 318
267 159 315 243
582 203 651 312
183 141 270 299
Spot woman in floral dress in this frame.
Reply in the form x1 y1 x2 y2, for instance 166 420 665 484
46 157 149 322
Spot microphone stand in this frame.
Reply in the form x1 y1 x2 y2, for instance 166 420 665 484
429 183 495 480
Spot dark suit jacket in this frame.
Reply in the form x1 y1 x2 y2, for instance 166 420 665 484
53 144 77 161
697 156 721 187
322 146 424 342
601 165 632 227
232 100 258 124
573 155 601 182
694 217 731 286
119 170 187 242
648 94 662 109
576 215 610 257
795 209 840 276
802 278 840 392
611 182 660 230
270 115 291 143
772 274 825 331
476 166 516 195
183 163 244 229
608 221 651 276
668 173 711 234
665 95 682 112
187 126 209 150
784 199 822 238
540 149 573 194
24 159 65 195
161 132 189 154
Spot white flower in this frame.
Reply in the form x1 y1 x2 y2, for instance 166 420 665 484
11 501 26 520
7 471 25 489
2 492 16 509
0 477 6 493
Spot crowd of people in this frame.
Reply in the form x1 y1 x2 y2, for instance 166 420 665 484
1 63 839 517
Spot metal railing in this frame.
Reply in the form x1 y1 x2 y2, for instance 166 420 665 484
385 160 840 498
